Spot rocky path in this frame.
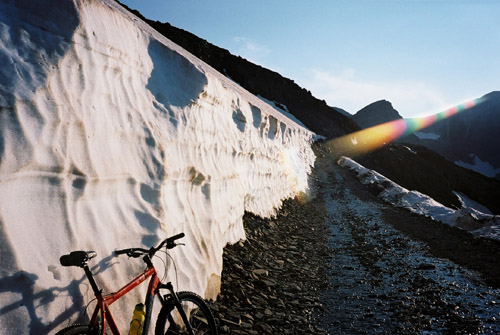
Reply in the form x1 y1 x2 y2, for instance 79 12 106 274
211 143 500 334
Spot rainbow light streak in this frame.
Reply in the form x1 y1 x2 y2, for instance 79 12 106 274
328 97 484 157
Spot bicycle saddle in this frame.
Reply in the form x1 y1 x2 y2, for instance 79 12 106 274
60 250 97 267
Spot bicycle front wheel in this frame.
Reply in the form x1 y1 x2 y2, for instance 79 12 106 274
155 291 217 335
54 324 97 335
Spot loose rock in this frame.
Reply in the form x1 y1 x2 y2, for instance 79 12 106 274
209 168 331 334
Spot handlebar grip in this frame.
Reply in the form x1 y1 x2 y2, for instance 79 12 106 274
169 233 185 241
114 249 130 256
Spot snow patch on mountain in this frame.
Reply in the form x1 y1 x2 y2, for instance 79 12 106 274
455 154 500 179
414 131 440 140
0 0 315 333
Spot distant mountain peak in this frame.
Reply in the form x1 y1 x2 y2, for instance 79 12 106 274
482 91 500 101
351 99 403 129
368 99 393 107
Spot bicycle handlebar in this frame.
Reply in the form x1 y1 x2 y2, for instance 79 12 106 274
114 233 185 258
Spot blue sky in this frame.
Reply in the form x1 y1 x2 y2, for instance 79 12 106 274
120 0 500 118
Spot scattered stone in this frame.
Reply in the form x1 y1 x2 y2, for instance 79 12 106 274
251 269 268 276
417 263 437 270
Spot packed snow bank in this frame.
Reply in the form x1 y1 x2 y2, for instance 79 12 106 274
0 0 315 333
338 157 500 240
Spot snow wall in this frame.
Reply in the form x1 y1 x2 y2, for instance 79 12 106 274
0 0 315 333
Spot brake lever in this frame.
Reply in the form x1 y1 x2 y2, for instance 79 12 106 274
166 242 185 249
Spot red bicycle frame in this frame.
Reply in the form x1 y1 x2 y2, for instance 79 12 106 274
59 233 191 335
84 260 161 335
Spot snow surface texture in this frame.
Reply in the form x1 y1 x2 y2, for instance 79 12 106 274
338 157 500 240
0 0 315 333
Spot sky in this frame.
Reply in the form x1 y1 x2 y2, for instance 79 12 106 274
119 0 500 118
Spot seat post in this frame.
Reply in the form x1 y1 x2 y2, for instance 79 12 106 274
83 264 102 296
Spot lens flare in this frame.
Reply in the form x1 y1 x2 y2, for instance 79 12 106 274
328 98 484 157
278 148 311 204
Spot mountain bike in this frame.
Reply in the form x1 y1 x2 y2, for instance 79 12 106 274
55 233 218 335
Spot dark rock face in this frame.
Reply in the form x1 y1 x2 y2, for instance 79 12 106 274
352 91 500 179
351 92 500 180
331 106 351 118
